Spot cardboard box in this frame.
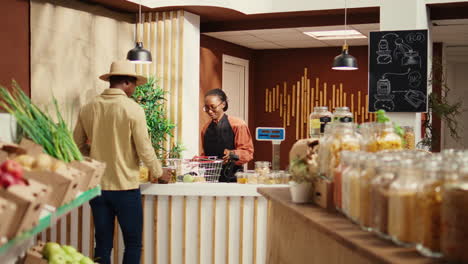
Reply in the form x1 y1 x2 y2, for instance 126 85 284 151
0 197 16 245
313 177 334 210
70 158 106 190
23 241 47 264
0 179 50 239
19 138 44 156
23 169 79 208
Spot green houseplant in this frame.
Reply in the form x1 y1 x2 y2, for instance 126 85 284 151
132 77 184 159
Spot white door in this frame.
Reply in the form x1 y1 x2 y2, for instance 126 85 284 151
222 55 249 122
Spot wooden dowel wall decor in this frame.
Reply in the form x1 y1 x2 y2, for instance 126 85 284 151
361 107 365 124
276 84 280 110
311 87 315 112
292 85 296 117
332 84 336 109
265 89 268 112
366 94 369 119
283 108 287 128
319 91 323 107
269 90 273 113
306 79 310 124
280 94 283 117
283 82 287 104
315 78 319 101
297 81 301 140
272 87 276 111
344 92 347 107
300 77 304 139
287 95 291 126
339 83 344 107
351 94 354 117
358 91 362 116
324 82 327 108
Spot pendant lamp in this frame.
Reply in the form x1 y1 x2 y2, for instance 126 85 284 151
332 0 358 70
127 0 152 64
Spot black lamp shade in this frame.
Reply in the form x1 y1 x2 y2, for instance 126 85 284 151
332 48 358 70
127 42 152 64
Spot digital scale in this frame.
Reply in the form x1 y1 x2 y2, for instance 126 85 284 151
255 127 285 170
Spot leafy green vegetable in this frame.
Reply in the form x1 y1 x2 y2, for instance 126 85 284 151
0 81 82 162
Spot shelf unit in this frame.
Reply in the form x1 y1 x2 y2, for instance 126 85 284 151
0 186 101 264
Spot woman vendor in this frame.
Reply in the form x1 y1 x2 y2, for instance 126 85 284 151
200 89 254 182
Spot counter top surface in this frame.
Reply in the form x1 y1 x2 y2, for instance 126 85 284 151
140 183 288 196
257 187 443 264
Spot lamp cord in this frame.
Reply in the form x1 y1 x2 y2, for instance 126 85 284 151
344 0 348 46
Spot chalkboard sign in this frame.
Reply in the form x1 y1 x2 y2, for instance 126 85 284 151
368 30 428 112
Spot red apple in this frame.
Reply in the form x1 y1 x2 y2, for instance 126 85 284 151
0 173 17 188
0 160 23 179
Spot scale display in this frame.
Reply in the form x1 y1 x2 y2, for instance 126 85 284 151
255 127 285 141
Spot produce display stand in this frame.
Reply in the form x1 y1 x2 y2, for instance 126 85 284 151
0 186 101 264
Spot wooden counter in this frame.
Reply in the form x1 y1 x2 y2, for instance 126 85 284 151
258 187 443 264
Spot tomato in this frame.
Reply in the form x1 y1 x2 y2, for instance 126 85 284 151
0 173 17 188
0 160 23 179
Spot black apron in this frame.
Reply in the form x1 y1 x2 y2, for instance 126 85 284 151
203 114 242 182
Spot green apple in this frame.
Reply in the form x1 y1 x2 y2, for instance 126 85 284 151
183 174 194 183
70 252 85 262
80 257 95 264
62 245 78 255
43 242 64 259
48 254 67 264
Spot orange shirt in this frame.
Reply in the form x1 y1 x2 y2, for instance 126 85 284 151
201 115 254 165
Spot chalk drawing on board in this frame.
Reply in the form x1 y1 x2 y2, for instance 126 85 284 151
405 32 425 44
408 71 422 88
377 39 392 64
373 69 411 112
404 90 426 108
394 38 421 68
374 99 395 112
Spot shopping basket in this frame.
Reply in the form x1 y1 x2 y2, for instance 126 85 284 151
166 156 223 182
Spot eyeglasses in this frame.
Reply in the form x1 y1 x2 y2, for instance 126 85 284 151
203 102 223 112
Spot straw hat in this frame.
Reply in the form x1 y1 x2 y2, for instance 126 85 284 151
99 60 147 86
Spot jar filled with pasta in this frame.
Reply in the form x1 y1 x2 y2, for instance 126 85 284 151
328 123 361 179
359 153 378 231
318 123 336 178
255 161 271 184
377 122 403 151
334 151 352 212
359 122 379 153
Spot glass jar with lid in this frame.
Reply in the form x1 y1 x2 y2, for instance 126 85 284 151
377 122 403 151
441 162 468 263
309 106 332 138
359 122 379 153
318 123 336 178
255 161 271 184
332 107 353 123
328 123 361 179
348 152 367 223
415 158 444 257
370 155 399 238
359 153 378 231
401 126 415 150
341 152 361 218
333 150 352 212
388 159 422 246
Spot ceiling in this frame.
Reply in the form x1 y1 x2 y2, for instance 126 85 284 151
203 19 468 50
203 24 376 49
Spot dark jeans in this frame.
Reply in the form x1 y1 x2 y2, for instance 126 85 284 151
90 189 143 264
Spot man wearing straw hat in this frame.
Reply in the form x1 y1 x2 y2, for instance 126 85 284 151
74 60 171 264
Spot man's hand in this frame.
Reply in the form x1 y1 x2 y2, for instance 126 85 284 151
149 167 173 184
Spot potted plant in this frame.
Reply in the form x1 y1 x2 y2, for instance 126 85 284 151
132 77 184 182
288 139 320 203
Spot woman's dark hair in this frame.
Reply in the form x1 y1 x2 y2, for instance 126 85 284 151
205 88 228 111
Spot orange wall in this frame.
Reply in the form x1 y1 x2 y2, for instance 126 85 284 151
0 0 30 95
